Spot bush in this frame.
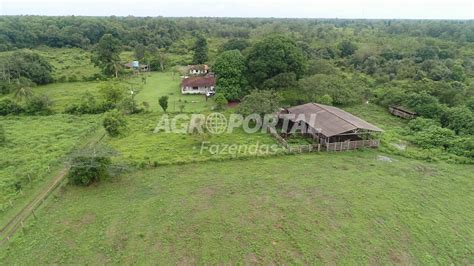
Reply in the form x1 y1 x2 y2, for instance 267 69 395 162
317 94 333 105
67 146 114 186
100 83 125 107
447 136 474 158
0 98 24 115
0 81 14 95
413 125 455 149
103 110 127 137
65 92 106 114
408 117 440 132
404 92 445 119
440 106 474 135
214 93 228 111
298 74 366 106
0 125 5 144
159 96 169 112
24 95 53 115
119 98 141 114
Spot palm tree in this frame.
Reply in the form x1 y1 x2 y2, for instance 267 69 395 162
13 78 34 102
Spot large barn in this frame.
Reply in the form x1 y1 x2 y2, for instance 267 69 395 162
279 103 383 151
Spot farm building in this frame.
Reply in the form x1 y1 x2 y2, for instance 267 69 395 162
389 106 417 119
278 103 383 151
181 76 216 95
124 61 149 72
187 64 209 76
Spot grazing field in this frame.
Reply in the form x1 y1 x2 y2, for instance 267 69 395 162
134 72 214 113
1 152 472 264
1 71 213 114
30 81 105 112
106 113 283 166
0 48 100 81
0 114 100 224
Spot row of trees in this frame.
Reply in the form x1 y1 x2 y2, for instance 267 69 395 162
1 17 472 51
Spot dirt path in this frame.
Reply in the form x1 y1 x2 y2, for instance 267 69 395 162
0 130 106 246
0 167 69 245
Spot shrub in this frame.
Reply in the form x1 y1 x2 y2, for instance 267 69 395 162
142 101 150 112
159 96 169 112
67 146 115 186
65 92 105 114
0 98 24 115
413 126 455 149
25 94 53 115
440 106 474 135
0 124 5 144
404 92 445 119
0 81 14 95
103 110 127 137
68 74 78 82
100 83 125 107
119 98 141 114
68 155 111 186
214 93 228 111
408 117 440 132
447 136 474 158
317 94 333 105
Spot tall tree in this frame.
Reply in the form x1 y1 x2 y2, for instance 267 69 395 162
192 35 208 64
8 51 53 85
246 35 306 88
338 40 357 57
213 50 247 100
92 34 122 78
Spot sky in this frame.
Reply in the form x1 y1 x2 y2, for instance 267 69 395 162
0 0 472 19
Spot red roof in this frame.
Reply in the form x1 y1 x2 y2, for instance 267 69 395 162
181 76 216 87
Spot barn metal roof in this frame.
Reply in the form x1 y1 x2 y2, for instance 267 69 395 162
282 103 383 137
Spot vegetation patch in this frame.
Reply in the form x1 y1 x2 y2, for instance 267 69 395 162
1 152 472 264
0 115 99 219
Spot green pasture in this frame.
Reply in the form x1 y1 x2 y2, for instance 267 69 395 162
0 114 100 224
1 152 472 264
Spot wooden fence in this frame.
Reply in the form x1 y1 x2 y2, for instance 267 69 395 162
288 144 321 153
266 126 380 154
325 139 380 152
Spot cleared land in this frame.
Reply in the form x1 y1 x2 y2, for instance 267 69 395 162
0 115 99 225
0 151 472 264
134 72 214 113
106 113 283 166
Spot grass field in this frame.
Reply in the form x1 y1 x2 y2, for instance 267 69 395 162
106 113 283 166
134 72 214 113
1 151 472 264
0 114 100 224
0 47 100 81
1 71 214 113
32 81 107 112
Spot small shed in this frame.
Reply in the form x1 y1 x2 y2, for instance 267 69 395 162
124 61 149 72
389 106 417 119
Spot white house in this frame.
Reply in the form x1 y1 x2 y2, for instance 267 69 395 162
187 64 209 76
181 76 216 95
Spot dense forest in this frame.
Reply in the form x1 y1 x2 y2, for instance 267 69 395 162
0 16 473 159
